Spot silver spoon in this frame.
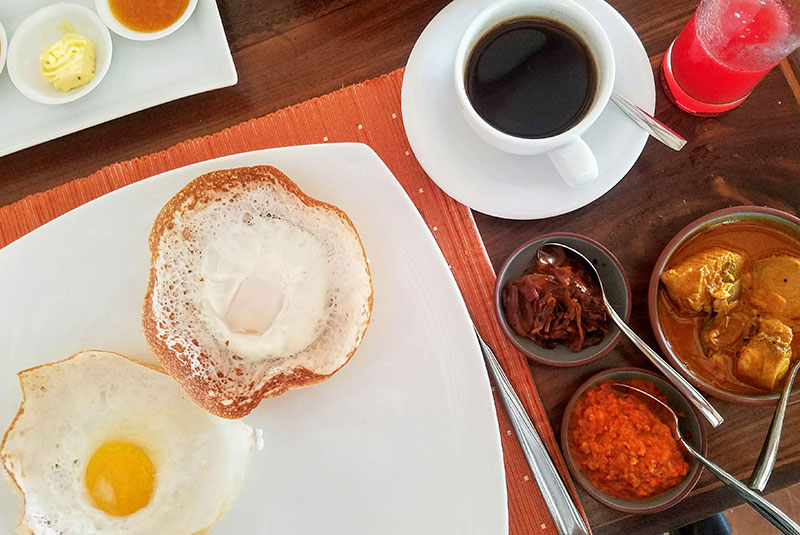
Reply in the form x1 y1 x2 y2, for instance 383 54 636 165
536 242 724 427
612 383 800 535
611 91 687 151
749 359 800 491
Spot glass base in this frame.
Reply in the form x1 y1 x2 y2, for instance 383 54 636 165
661 40 749 117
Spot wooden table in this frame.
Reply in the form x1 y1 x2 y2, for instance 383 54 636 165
1 1 799 533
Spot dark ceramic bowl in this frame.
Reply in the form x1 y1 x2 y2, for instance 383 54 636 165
560 367 707 514
494 233 631 366
648 206 800 405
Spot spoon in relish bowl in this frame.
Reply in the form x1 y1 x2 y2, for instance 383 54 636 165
612 383 800 535
536 242 724 428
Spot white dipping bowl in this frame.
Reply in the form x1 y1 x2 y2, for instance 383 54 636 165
95 0 198 41
7 3 113 105
0 23 8 77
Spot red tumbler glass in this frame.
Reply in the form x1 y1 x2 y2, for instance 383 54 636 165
662 0 800 115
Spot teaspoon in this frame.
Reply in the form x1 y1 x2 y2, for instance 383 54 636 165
611 91 687 151
536 242 724 427
612 383 800 535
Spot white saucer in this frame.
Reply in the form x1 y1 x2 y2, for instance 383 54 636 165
401 0 655 220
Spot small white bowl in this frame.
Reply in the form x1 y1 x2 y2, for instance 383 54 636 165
95 0 198 41
0 23 8 77
7 3 113 105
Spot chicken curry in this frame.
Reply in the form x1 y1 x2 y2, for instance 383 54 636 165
658 221 800 395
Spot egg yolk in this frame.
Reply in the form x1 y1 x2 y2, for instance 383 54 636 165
85 441 155 516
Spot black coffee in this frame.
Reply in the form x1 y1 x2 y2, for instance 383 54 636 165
465 18 597 139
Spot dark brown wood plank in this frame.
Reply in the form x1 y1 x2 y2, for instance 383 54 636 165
2 1 800 533
788 50 800 84
781 59 800 106
0 0 450 205
475 59 800 534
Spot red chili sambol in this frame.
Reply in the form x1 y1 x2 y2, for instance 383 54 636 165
569 380 690 500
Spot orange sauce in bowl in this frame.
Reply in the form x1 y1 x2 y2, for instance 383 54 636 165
569 380 690 500
109 0 190 33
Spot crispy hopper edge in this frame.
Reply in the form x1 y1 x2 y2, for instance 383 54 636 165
142 165 374 419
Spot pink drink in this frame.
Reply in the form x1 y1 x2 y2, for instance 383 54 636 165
662 0 800 115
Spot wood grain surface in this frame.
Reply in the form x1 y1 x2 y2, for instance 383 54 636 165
1 1 800 533
477 62 800 533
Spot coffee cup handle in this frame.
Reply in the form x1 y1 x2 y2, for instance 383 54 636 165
547 138 598 187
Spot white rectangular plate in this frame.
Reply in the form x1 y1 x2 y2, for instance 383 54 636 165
0 0 236 158
0 143 508 534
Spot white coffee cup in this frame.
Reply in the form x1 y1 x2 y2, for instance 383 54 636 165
454 0 615 187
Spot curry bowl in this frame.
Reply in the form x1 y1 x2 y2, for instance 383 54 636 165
560 367 707 514
648 206 800 405
494 233 631 366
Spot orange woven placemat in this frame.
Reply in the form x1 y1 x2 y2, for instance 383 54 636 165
0 68 588 535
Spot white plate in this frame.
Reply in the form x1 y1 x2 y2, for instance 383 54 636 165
401 0 655 220
0 23 7 77
0 143 508 535
0 0 236 157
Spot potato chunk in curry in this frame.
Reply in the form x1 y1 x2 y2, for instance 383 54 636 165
750 255 800 320
660 248 744 314
736 318 793 390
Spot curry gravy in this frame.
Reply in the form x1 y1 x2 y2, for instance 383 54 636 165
657 220 800 396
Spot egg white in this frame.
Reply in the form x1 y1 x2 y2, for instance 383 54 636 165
201 217 331 360
1 351 261 535
150 176 372 383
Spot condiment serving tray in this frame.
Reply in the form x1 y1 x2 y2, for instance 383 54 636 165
0 0 236 158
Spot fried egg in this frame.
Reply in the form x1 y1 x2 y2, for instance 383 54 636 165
200 215 331 360
142 166 373 418
1 350 262 534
